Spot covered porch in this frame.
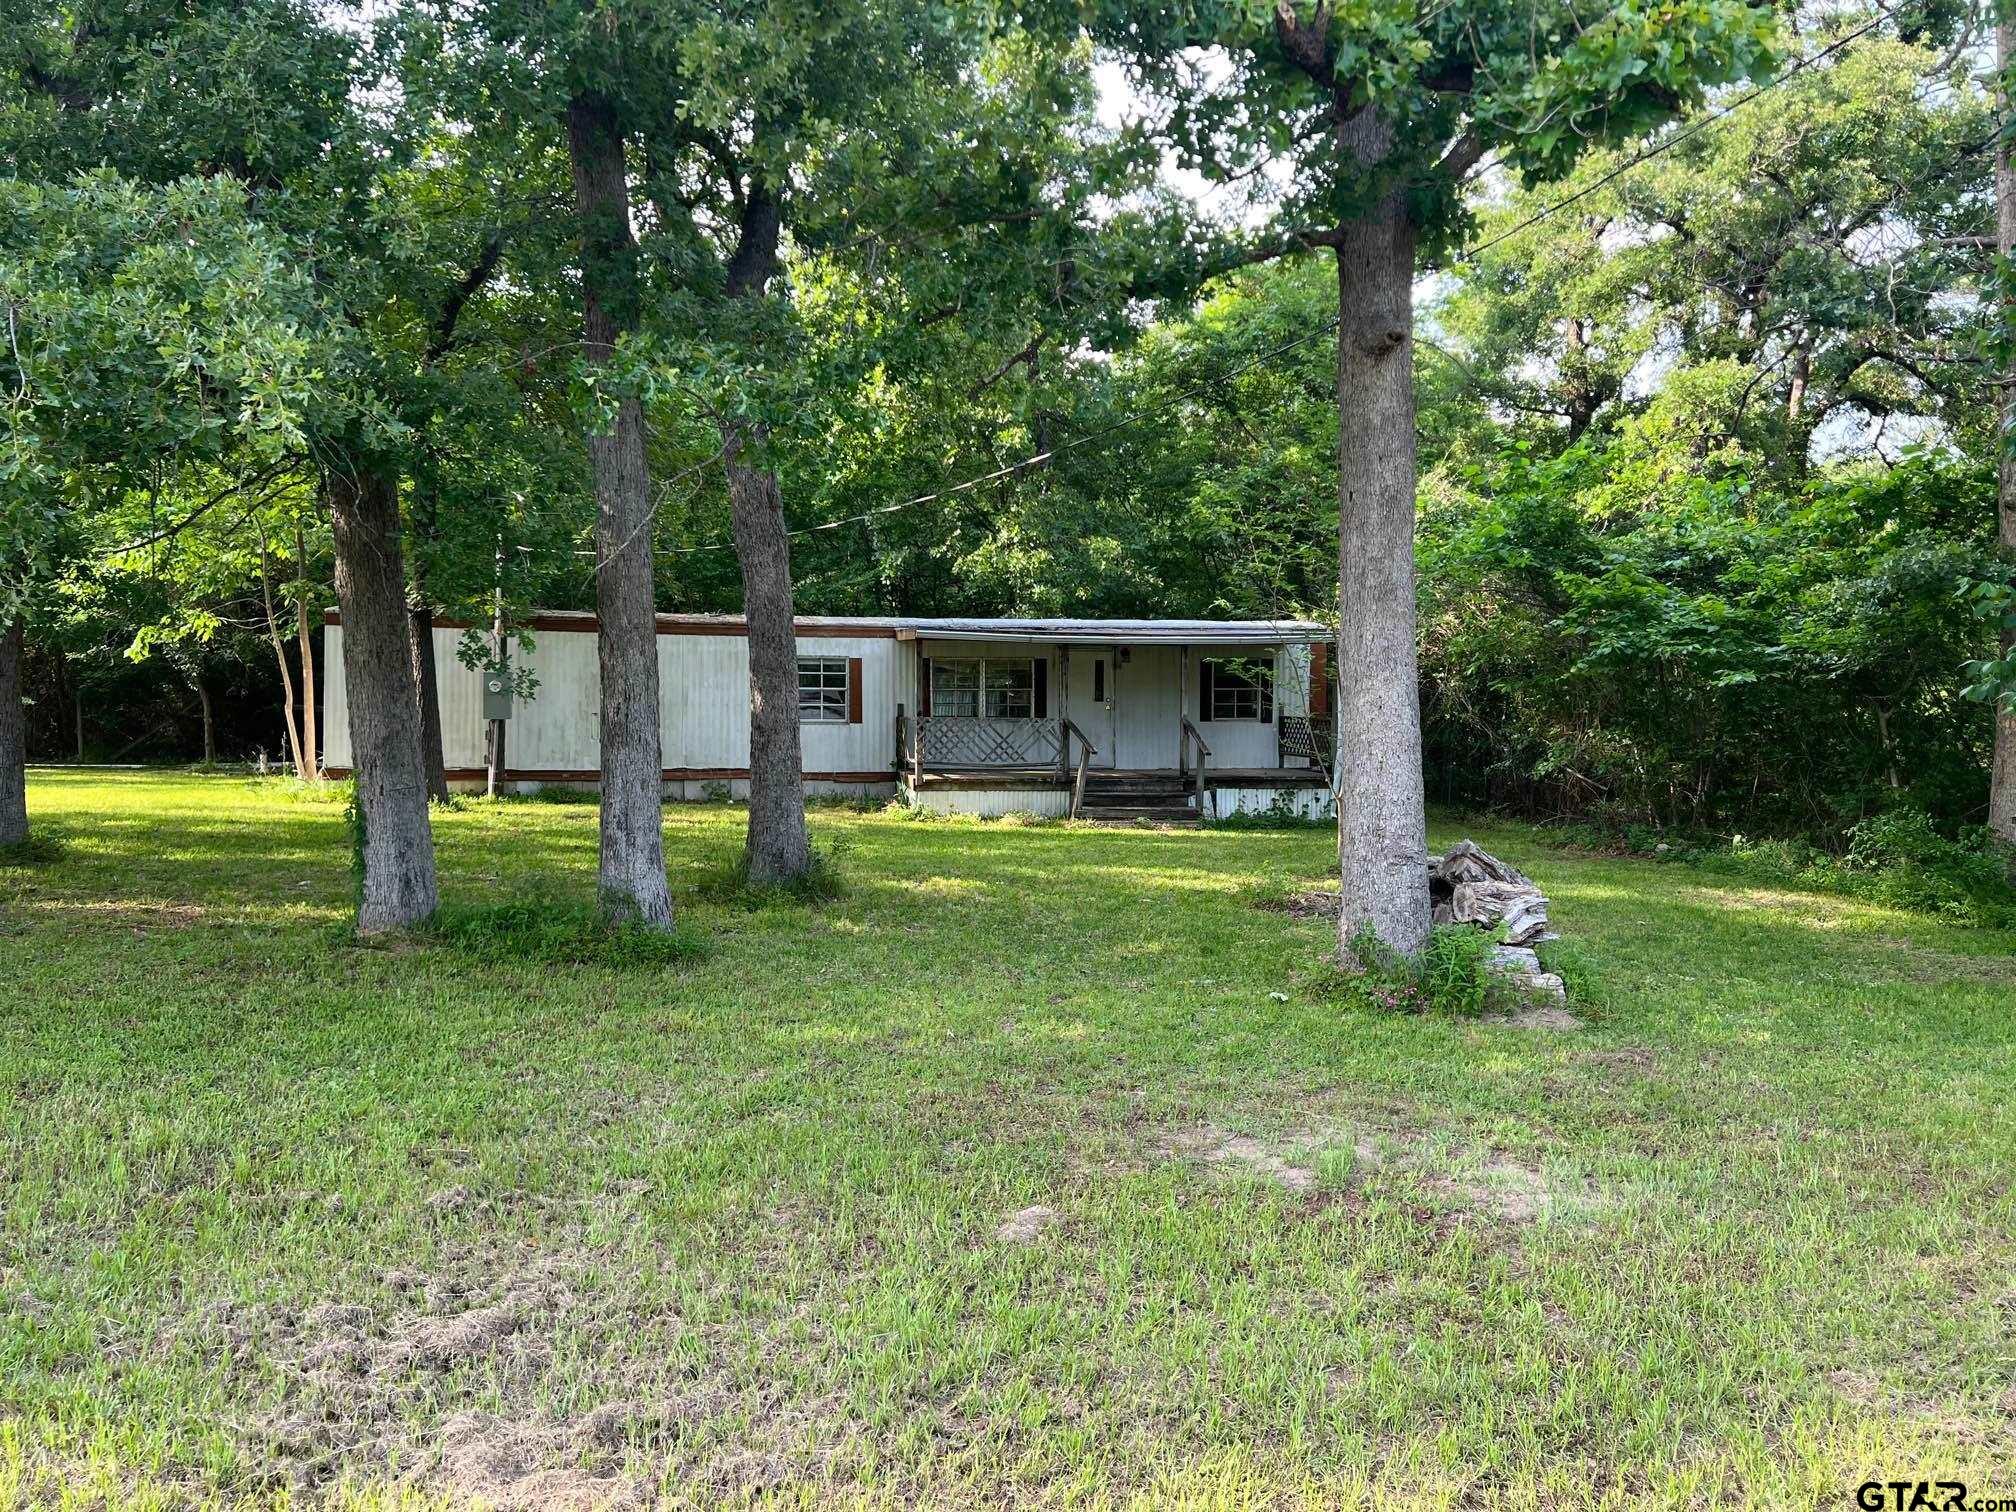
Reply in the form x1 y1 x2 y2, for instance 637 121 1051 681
888 619 1334 821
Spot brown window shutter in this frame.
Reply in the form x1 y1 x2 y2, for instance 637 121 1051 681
847 657 863 724
1032 657 1048 719
1310 641 1328 719
1198 658 1214 720
919 657 931 715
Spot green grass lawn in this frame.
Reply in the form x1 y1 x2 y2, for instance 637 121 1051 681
3 771 2014 1509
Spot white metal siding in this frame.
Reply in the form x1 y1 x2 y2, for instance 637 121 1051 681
657 633 899 771
321 621 1313 782
903 785 1073 819
513 631 601 771
1186 643 1316 770
1213 785 1333 821
325 622 902 776
432 629 488 768
321 626 349 769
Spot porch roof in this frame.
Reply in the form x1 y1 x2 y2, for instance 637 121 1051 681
893 617 1326 645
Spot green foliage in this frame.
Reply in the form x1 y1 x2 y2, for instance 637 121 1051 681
425 896 705 966
1709 811 2016 929
1561 806 2016 928
0 171 335 610
1343 921 1508 1018
1958 576 2016 713
1533 937 1608 1014
1092 0 1776 256
1429 25 1991 463
1419 446 2000 834
697 841 849 908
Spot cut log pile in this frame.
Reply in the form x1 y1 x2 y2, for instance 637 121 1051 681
1429 841 1566 1001
1429 841 1554 943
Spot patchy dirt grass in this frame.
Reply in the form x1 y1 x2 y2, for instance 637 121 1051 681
5 773 2015 1507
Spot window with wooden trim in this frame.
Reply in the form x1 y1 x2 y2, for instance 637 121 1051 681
929 659 981 718
1202 655 1274 722
930 657 1041 719
797 656 851 722
984 659 1034 719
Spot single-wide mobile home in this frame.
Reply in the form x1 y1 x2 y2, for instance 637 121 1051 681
322 612 1336 821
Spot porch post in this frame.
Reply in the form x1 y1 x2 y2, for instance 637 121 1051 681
913 636 926 779
1057 643 1071 781
1178 645 1189 776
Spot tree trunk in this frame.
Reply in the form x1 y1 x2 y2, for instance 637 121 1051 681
327 460 439 932
196 676 215 764
296 520 320 780
1993 16 2016 851
50 651 76 762
724 430 812 882
1332 113 1431 961
0 620 28 845
720 183 811 883
256 543 306 778
567 90 673 928
408 599 452 804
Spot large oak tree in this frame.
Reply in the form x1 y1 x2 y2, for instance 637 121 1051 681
1094 0 1778 956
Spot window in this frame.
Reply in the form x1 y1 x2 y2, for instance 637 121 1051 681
1205 656 1273 722
929 659 981 718
798 657 850 722
985 659 1034 719
931 657 1040 719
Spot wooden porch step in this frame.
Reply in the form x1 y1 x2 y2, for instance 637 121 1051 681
1082 775 1193 794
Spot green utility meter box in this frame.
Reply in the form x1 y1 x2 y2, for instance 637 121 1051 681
482 665 513 721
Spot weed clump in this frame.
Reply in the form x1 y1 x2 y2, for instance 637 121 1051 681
1341 922 1516 1018
697 841 848 908
426 896 703 966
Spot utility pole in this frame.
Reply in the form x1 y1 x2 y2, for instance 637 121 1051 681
486 537 507 798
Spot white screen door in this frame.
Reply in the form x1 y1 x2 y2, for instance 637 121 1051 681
1066 652 1115 767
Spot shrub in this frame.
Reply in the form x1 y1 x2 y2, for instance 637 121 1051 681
425 896 704 966
1207 792 1330 830
1343 922 1512 1018
1839 811 2016 926
1697 809 2016 928
1551 803 2016 929
1534 938 1608 1014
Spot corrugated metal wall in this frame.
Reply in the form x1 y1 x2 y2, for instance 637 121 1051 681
322 624 904 775
321 626 1316 779
906 786 1073 819
322 628 349 769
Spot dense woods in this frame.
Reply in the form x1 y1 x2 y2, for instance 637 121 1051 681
4 0 2012 933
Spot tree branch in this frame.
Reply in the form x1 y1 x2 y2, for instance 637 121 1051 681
425 231 509 364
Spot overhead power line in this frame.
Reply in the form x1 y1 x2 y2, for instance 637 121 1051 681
637 3 1904 558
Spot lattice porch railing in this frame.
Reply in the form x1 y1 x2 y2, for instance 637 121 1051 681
916 716 1063 767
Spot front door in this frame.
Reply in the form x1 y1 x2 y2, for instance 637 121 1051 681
1115 645 1180 768
1066 651 1115 767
